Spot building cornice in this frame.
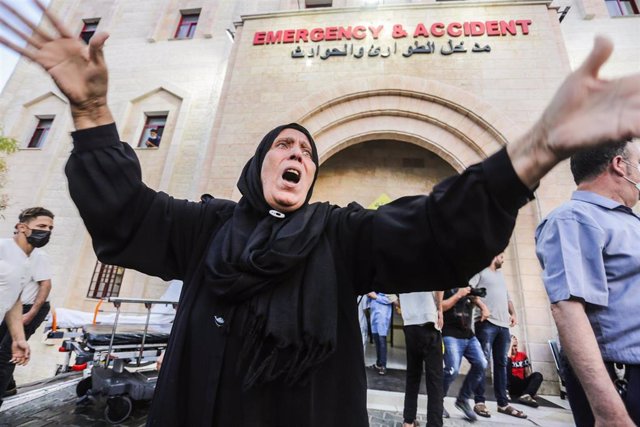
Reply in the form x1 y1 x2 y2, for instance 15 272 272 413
238 0 552 26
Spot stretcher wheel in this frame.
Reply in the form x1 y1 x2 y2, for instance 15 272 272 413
76 377 92 397
104 395 132 424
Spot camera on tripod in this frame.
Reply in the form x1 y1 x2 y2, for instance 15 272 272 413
469 287 487 298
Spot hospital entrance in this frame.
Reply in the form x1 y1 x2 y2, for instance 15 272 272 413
312 138 456 392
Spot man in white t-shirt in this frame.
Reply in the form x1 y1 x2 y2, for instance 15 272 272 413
399 291 444 427
0 207 54 406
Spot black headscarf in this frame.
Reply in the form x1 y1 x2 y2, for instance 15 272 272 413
205 123 337 389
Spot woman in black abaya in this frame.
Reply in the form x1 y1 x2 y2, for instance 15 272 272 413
67 120 531 426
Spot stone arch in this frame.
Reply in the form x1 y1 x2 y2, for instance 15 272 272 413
281 75 525 170
288 79 546 373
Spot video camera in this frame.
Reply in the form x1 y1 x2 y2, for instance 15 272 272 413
469 287 487 298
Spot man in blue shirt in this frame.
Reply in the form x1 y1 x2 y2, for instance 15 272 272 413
536 139 640 427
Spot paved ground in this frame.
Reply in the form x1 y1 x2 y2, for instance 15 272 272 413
367 389 575 427
0 374 575 426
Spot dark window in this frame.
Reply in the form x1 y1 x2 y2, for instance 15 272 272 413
27 118 53 148
80 19 100 44
175 12 199 39
305 0 333 7
138 115 167 148
87 261 125 299
606 0 640 15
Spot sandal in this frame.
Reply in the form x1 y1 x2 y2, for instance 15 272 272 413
498 405 527 419
518 394 540 408
473 403 491 418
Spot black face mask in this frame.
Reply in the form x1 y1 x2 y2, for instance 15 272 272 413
26 229 51 248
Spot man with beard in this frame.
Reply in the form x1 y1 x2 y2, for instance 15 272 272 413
470 253 525 419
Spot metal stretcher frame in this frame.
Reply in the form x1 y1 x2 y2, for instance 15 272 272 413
103 297 177 368
60 297 179 424
51 297 177 371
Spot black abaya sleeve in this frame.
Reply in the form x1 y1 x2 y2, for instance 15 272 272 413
64 123 234 281
342 148 533 295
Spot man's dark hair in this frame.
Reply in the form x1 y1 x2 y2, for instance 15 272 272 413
18 207 54 224
570 139 631 185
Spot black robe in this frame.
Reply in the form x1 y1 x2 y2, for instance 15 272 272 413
65 123 532 426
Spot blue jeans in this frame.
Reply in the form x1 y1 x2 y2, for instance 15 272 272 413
373 333 387 368
443 336 487 401
474 321 511 407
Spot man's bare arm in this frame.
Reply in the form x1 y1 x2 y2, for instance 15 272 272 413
23 279 51 325
433 291 444 329
551 300 633 426
442 287 471 312
4 299 30 365
472 296 490 322
508 299 517 327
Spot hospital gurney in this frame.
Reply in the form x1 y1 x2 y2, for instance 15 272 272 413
51 297 177 424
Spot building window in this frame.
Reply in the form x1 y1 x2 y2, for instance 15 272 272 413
305 0 333 7
80 19 100 44
87 261 125 299
138 115 167 148
606 0 639 15
27 117 54 148
175 11 200 39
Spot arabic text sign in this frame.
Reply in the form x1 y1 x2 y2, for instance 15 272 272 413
293 39 491 60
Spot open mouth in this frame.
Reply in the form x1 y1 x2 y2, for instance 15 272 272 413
282 168 301 184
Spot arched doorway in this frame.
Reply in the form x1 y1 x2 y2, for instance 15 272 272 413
313 139 456 208
312 138 457 375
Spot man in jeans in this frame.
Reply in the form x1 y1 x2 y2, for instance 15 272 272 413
399 291 444 427
442 287 488 421
471 254 527 419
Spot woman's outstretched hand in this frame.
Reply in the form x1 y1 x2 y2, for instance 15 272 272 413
0 0 114 129
508 36 640 188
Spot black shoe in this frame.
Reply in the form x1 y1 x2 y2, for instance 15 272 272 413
455 399 478 421
378 367 387 375
3 387 16 398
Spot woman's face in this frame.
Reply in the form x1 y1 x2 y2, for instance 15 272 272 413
260 128 317 213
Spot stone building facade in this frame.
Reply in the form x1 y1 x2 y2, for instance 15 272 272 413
0 0 638 392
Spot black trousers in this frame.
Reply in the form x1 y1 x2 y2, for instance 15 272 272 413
561 353 640 427
403 323 444 427
0 302 50 405
508 372 543 397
